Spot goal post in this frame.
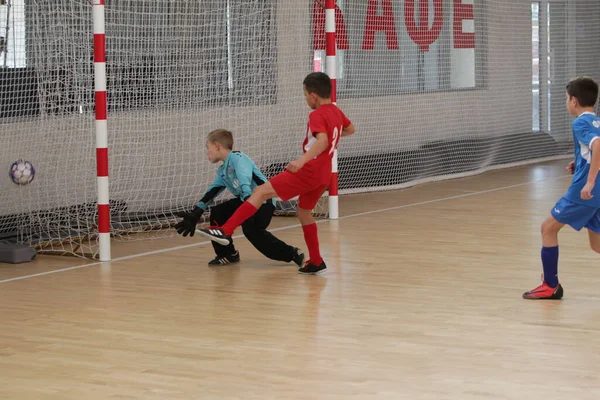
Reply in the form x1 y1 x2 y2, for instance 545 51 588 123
92 0 110 261
325 0 339 220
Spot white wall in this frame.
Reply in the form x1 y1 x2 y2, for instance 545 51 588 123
0 0 592 223
338 0 533 155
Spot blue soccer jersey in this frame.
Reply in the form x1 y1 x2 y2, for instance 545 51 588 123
565 112 600 208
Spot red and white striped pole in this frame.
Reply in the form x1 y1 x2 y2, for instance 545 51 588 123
325 0 339 219
93 0 110 261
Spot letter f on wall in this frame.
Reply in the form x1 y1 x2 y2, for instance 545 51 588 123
405 0 443 52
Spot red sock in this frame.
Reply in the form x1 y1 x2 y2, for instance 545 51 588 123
221 202 258 235
302 223 322 265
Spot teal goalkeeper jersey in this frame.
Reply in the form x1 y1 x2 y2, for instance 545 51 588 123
196 151 273 210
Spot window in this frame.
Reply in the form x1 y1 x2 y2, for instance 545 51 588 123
19 0 276 116
313 0 485 97
532 2 541 132
105 0 277 111
0 0 26 68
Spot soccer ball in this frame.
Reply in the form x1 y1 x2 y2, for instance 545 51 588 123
9 160 35 185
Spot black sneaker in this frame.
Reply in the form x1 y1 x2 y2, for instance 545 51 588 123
298 260 326 275
197 226 232 246
208 251 240 266
291 247 305 267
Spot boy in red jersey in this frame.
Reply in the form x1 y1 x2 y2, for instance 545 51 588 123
198 72 355 274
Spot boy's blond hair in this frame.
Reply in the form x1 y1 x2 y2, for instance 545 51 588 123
207 129 233 150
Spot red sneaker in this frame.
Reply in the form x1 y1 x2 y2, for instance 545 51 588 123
523 277 564 300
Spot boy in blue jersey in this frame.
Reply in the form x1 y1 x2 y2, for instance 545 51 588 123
175 129 305 267
523 77 600 299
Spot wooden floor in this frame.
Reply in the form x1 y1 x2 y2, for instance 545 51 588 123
3 159 600 400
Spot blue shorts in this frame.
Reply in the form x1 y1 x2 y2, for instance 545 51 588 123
551 196 600 233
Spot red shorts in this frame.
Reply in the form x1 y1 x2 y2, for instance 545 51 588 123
270 169 328 210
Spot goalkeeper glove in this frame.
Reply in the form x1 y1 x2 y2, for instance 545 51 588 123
175 206 204 237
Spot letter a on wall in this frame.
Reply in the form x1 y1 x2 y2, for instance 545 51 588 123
362 0 400 50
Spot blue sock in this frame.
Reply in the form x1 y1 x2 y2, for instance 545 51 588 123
541 246 559 288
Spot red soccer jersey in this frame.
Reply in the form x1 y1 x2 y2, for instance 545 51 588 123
302 104 352 183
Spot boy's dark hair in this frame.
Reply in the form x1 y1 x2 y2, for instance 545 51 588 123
303 72 332 99
207 129 233 150
566 77 599 108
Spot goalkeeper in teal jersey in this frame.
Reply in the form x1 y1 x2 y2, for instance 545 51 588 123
175 129 305 267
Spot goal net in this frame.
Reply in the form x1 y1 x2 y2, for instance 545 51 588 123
0 0 598 258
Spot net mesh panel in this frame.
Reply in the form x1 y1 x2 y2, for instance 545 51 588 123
0 0 598 257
